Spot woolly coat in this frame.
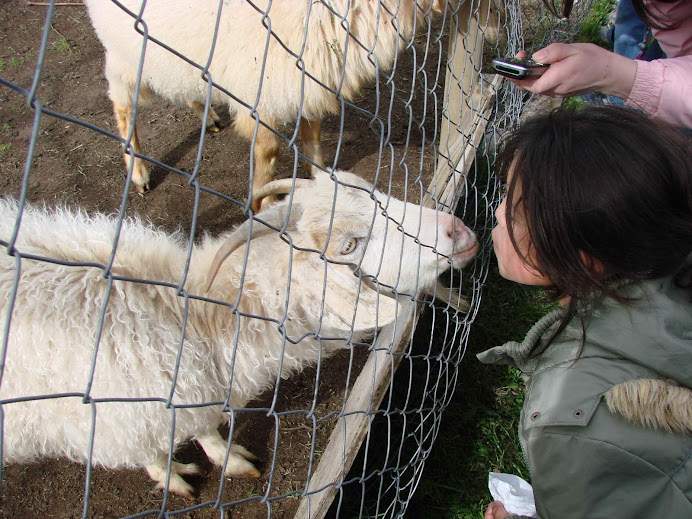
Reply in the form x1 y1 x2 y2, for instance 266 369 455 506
478 263 692 518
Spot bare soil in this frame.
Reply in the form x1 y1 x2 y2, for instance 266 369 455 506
0 2 452 518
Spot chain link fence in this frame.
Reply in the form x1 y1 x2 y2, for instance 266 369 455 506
0 1 592 517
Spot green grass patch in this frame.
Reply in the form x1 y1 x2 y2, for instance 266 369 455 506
1 123 13 153
575 0 617 46
406 269 551 518
561 96 589 110
53 38 71 53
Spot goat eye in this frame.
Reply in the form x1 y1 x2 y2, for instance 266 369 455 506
340 238 359 255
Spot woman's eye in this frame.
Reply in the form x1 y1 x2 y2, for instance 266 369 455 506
341 238 359 255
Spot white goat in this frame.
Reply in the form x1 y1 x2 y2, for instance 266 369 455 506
0 170 477 497
83 0 453 210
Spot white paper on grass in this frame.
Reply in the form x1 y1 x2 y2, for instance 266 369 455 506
488 472 537 518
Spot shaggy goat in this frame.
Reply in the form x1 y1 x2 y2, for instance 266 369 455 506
82 0 454 210
0 170 477 497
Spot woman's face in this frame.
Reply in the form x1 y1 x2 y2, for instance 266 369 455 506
491 174 552 286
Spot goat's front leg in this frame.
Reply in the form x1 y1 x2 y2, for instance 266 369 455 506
234 113 280 212
299 117 324 176
146 457 200 499
197 429 260 478
113 103 149 194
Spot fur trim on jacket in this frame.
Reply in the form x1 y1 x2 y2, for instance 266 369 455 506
606 378 692 435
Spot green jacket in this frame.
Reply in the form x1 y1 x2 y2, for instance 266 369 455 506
478 271 692 519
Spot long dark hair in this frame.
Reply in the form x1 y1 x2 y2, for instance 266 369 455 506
497 106 692 340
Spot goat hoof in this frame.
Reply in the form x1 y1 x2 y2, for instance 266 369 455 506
233 444 259 461
207 122 221 133
245 467 262 478
225 445 261 478
133 182 150 195
147 461 200 499
155 480 195 500
228 466 261 479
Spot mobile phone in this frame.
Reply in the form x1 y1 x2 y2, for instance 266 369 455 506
491 57 549 79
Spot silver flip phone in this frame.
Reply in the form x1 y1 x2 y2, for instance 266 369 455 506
491 57 549 79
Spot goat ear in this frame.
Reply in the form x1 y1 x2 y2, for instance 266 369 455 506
316 263 399 333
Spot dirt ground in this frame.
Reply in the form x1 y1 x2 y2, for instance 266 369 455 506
0 1 465 518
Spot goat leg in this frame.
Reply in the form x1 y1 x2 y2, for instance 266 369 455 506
299 117 324 177
197 430 261 478
146 458 200 499
113 102 149 194
234 114 280 212
188 100 222 132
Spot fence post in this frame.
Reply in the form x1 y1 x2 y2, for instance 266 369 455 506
425 0 501 211
292 4 501 516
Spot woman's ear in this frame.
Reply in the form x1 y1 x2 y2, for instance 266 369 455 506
579 250 606 276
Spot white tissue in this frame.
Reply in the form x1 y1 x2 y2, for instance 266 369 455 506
488 472 537 518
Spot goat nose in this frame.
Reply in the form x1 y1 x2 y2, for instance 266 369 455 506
445 215 468 240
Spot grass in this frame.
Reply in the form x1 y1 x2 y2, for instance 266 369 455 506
575 0 618 46
560 96 589 111
7 57 24 68
405 269 551 518
0 124 11 153
0 56 24 73
53 37 71 53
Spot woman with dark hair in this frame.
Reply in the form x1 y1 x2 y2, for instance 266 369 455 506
510 0 692 129
480 106 692 519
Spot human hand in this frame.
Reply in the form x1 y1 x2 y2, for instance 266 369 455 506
509 42 637 100
484 500 509 519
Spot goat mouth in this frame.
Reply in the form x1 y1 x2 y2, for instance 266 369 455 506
451 241 479 267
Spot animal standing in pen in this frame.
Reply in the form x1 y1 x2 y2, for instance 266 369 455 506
83 0 455 211
0 170 478 497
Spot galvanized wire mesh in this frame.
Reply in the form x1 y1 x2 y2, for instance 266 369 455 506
0 1 592 517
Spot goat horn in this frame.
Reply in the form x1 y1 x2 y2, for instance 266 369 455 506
252 178 313 205
203 202 300 293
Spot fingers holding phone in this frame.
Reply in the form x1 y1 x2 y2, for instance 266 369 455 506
493 43 637 100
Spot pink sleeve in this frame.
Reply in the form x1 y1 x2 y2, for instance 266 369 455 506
625 57 692 129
